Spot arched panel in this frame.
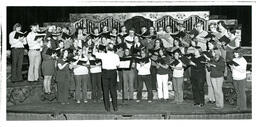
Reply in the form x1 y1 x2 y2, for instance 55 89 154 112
124 16 153 33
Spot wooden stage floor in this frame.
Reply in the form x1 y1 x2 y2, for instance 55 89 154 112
7 99 252 120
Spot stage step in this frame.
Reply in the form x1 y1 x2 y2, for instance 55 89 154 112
7 112 251 120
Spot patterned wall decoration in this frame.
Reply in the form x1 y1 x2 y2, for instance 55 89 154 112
72 16 122 33
70 11 209 33
155 15 208 32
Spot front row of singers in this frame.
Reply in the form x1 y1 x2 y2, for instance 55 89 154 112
41 40 247 112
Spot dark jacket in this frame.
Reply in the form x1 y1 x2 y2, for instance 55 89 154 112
190 55 206 78
209 57 225 78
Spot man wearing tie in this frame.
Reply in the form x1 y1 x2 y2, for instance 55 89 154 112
9 23 27 83
94 43 120 112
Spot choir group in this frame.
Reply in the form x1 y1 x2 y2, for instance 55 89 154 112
9 20 247 112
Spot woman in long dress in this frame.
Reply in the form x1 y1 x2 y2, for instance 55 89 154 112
56 49 72 104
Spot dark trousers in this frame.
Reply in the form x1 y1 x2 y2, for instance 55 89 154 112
91 72 102 100
57 80 70 103
191 76 205 104
137 75 153 100
150 67 157 90
233 79 247 110
11 48 24 82
102 69 118 111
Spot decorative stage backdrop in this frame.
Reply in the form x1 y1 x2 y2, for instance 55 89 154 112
69 11 209 33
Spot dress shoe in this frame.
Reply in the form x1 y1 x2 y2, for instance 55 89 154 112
198 103 205 107
136 100 140 103
194 103 200 106
11 81 17 84
113 108 118 112
213 106 223 110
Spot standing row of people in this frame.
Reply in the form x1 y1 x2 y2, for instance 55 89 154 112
9 20 247 112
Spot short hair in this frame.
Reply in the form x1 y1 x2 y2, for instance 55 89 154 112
107 43 114 51
30 23 39 28
228 27 236 35
112 27 117 31
129 28 135 32
233 47 243 57
217 21 228 30
166 25 171 28
139 49 148 57
173 38 182 47
209 22 217 27
134 35 140 41
93 27 99 33
213 48 222 56
194 46 203 54
149 26 155 30
173 48 182 55
158 26 164 31
196 21 204 26
13 23 21 31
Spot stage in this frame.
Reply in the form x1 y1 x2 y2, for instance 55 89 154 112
7 99 252 120
6 73 252 120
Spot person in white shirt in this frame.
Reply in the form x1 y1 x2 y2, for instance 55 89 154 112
162 25 174 48
230 48 247 110
9 23 27 83
156 49 171 101
195 22 208 51
124 28 135 49
70 48 90 104
171 50 184 104
88 51 102 102
226 27 241 62
26 23 42 82
136 50 153 103
93 43 120 112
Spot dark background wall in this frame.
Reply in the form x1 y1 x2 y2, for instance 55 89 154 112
7 6 252 48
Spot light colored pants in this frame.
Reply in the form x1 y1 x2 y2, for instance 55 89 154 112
28 50 41 81
157 74 169 99
173 77 184 103
211 77 224 108
123 70 135 99
74 74 89 101
206 69 215 101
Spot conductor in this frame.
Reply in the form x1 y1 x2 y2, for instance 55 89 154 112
93 43 120 112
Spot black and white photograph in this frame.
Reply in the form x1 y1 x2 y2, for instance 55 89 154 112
1 0 255 125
